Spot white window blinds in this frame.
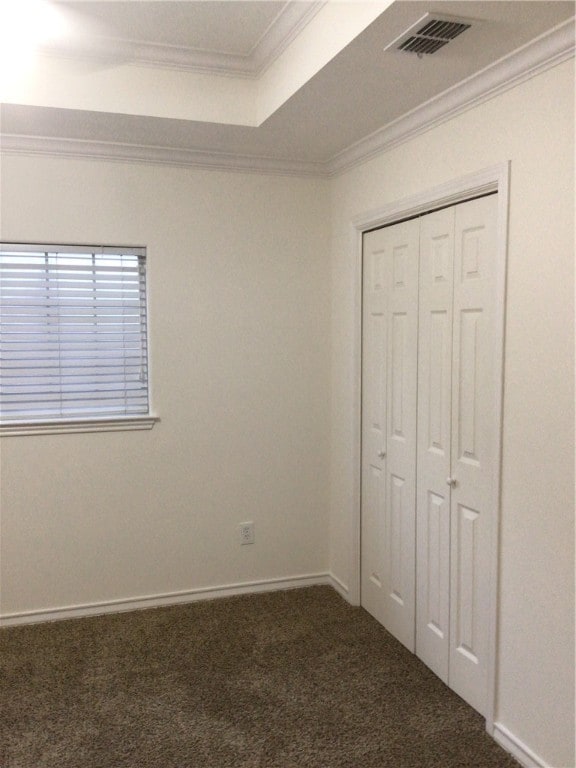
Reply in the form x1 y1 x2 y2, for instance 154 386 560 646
0 244 149 423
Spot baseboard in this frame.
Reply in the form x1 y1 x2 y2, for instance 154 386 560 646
493 723 549 768
327 572 350 601
0 572 334 627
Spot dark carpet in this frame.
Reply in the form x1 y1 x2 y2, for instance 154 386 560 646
0 586 518 768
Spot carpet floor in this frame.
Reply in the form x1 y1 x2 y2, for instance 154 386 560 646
0 586 518 768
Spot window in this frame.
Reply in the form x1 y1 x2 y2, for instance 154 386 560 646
0 243 156 435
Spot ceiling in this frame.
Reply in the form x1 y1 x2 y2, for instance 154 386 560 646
1 1 574 174
56 1 290 54
46 1 323 73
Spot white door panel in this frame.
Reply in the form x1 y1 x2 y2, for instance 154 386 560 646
361 220 419 651
449 194 498 716
416 206 455 682
361 233 388 626
384 224 419 652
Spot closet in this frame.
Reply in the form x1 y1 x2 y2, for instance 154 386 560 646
360 194 498 717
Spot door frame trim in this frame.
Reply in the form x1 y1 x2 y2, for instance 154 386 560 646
348 162 510 735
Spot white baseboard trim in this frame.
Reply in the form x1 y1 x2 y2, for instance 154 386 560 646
0 572 336 627
493 723 549 768
327 572 350 601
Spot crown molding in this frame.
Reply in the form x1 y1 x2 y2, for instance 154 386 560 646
39 2 326 78
39 40 255 78
0 134 327 178
3 17 573 180
327 17 575 177
251 1 327 75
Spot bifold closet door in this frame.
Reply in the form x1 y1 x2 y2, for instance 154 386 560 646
415 194 498 716
447 193 498 715
361 219 419 651
415 206 455 684
361 193 498 717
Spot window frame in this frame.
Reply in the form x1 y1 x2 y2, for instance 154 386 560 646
0 242 158 437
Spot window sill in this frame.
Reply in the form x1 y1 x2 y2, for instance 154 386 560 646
0 416 160 437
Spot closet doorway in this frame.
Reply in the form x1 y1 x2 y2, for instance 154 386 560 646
358 169 507 724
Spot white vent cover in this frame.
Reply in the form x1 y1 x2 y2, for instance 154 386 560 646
384 13 475 56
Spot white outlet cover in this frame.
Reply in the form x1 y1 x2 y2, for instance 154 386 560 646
239 522 255 544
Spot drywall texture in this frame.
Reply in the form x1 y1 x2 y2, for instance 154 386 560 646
0 159 330 614
329 59 575 767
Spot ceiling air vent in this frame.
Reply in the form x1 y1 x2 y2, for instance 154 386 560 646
384 13 474 56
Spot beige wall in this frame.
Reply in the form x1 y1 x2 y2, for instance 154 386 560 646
329 59 575 767
0 158 331 613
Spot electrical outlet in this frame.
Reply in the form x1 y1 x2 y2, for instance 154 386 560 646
239 521 255 545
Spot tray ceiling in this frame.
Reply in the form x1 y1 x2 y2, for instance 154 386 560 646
1 1 574 175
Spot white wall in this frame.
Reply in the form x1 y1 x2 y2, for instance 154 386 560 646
0 157 331 614
329 59 575 767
